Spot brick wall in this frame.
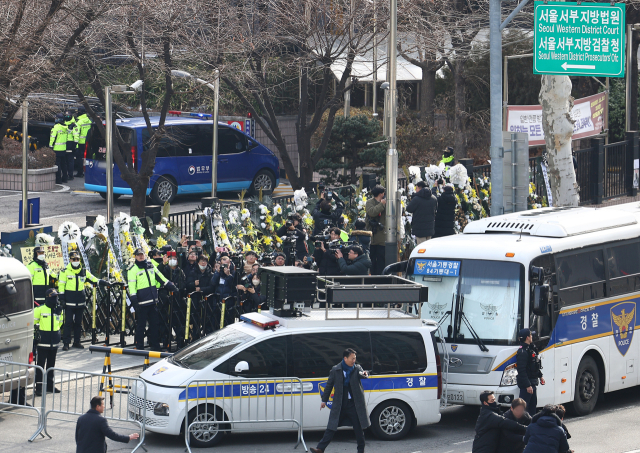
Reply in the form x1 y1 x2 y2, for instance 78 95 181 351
0 167 58 191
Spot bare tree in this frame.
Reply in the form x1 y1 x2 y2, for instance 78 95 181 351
190 0 386 189
50 0 198 216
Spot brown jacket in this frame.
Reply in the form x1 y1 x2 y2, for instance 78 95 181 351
365 198 386 246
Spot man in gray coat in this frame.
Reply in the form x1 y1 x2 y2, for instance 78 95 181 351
311 348 370 453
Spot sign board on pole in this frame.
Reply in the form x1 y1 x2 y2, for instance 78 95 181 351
20 245 65 274
533 1 625 77
506 92 606 147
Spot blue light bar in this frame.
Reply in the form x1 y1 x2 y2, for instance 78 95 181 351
190 112 212 119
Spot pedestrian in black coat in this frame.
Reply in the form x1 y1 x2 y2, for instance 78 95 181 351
498 398 532 453
406 181 437 242
523 405 571 453
433 184 457 238
312 227 343 276
76 396 138 453
472 391 527 453
186 256 215 295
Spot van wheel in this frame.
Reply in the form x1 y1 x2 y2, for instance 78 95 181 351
570 356 599 416
99 193 121 200
186 405 228 448
249 170 275 195
151 176 177 205
370 400 413 440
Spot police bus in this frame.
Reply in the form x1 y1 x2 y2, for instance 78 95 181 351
0 257 35 405
405 203 640 415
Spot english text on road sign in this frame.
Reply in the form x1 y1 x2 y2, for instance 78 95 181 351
533 2 625 77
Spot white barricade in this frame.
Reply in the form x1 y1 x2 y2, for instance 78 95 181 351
0 359 46 441
29 367 148 453
184 377 308 452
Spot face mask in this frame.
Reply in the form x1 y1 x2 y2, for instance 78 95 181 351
198 264 207 271
169 259 178 267
488 402 498 408
37 254 45 260
154 258 163 264
71 261 81 268
252 279 260 286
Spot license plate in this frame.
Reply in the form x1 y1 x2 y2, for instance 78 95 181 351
446 391 464 403
129 405 140 416
0 353 13 362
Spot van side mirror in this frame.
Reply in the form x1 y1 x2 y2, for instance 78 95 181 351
532 284 550 316
530 266 545 285
234 361 249 374
382 260 408 276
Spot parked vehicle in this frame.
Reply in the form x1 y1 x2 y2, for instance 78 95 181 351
84 117 280 204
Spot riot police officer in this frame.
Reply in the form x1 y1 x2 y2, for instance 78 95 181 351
58 251 109 350
516 328 545 414
127 248 177 350
439 146 455 170
27 246 57 305
74 106 92 177
49 113 68 184
34 289 64 396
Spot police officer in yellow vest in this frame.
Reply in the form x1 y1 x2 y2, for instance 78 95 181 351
63 111 78 182
59 251 109 351
439 146 455 171
49 113 68 184
74 106 92 178
34 289 64 396
128 248 177 350
27 246 58 305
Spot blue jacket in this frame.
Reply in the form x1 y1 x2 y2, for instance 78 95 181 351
212 270 237 300
523 413 570 453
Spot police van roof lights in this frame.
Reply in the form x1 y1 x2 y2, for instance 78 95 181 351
240 313 279 330
168 110 182 116
190 112 212 119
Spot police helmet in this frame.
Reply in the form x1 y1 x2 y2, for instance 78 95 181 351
55 113 64 124
63 111 73 122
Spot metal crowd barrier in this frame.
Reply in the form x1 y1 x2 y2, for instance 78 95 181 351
29 367 147 453
184 377 307 453
0 359 47 441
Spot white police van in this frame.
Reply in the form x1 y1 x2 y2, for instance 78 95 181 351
0 257 35 405
131 309 443 447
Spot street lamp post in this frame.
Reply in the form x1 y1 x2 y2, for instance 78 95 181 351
105 83 140 223
385 0 398 266
171 69 220 199
21 99 29 228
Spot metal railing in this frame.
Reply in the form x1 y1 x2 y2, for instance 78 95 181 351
604 141 628 199
0 360 46 441
184 377 307 453
30 367 147 453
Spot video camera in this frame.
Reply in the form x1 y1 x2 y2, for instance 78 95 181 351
229 252 244 269
258 253 272 266
240 274 254 289
310 233 330 249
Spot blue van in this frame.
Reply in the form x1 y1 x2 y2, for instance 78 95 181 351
84 117 280 204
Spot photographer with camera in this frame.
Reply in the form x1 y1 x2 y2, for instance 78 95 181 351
312 227 343 276
161 251 188 349
312 188 345 236
366 185 387 275
236 264 266 312
335 245 371 276
182 250 199 276
276 213 308 263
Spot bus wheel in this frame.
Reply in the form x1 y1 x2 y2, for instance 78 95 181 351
99 193 121 200
186 405 228 448
370 400 413 440
151 176 177 205
571 356 599 416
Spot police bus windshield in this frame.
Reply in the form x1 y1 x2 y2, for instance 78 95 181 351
408 259 525 345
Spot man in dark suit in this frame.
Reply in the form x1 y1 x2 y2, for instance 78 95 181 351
75 396 139 453
311 348 370 453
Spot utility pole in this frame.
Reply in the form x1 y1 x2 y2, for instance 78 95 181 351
21 99 29 228
105 86 114 223
372 0 378 117
489 0 503 216
385 0 398 266
212 69 220 198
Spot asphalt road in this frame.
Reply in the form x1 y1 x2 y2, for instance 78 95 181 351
0 177 293 234
2 377 640 453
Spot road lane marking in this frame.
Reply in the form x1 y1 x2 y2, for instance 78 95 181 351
453 439 473 445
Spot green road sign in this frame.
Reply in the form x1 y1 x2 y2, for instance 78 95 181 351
533 1 625 77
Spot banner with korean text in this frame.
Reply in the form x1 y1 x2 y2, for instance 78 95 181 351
506 92 606 147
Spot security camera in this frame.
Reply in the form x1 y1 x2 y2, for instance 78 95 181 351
130 80 143 91
381 82 390 90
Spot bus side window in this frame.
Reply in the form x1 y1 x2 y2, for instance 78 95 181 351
606 241 640 296
530 255 555 344
555 249 606 306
